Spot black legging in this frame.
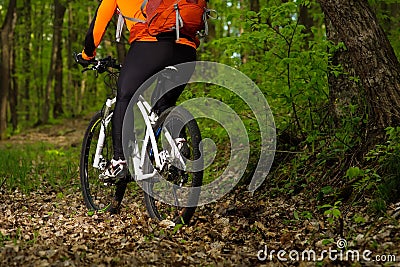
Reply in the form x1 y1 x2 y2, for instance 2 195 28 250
113 40 196 160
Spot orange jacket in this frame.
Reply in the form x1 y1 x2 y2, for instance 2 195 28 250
82 0 197 60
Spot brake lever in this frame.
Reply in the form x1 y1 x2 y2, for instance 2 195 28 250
94 60 102 70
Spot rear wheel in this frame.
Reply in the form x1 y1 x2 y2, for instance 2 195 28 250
142 106 203 224
80 111 127 213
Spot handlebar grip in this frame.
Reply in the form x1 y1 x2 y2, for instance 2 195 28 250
73 52 121 71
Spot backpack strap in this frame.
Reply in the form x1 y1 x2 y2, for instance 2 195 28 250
116 11 125 42
122 15 146 23
199 9 218 37
115 7 146 42
174 4 183 40
202 10 208 37
141 0 148 18
117 7 146 24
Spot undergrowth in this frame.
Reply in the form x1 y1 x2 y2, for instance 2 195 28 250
267 125 400 220
0 143 80 194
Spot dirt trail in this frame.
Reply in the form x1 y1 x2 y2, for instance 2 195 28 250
0 118 399 266
0 116 88 148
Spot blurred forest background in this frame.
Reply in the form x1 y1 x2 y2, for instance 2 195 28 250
1 0 400 215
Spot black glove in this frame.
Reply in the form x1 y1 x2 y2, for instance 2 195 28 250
75 52 94 67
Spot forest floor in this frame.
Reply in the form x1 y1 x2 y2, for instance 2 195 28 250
0 117 399 266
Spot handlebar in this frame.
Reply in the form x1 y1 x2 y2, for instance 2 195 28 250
74 53 122 74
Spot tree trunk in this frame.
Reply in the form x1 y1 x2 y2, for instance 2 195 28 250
324 16 361 126
66 2 80 116
22 0 32 121
10 43 18 132
114 15 127 64
0 0 17 139
43 0 65 123
298 4 314 40
35 7 45 125
53 0 66 119
43 55 54 123
116 40 127 64
249 0 260 13
317 0 400 135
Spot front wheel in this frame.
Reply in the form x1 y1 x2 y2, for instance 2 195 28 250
80 111 127 213
142 106 203 224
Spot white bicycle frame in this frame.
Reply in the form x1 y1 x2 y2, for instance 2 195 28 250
92 97 115 170
92 94 186 182
132 95 186 181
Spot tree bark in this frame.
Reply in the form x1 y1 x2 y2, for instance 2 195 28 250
43 0 66 123
114 15 127 64
35 7 45 125
53 0 66 119
317 0 400 134
298 4 314 40
22 0 32 121
324 16 361 126
0 0 17 139
66 2 81 116
10 42 18 131
249 0 260 13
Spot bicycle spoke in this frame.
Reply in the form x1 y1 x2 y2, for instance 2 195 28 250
80 111 127 213
142 106 203 224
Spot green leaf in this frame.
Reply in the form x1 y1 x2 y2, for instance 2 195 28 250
353 214 366 224
318 204 333 209
346 167 363 179
87 210 95 216
321 186 333 195
322 238 334 245
293 210 299 220
332 209 341 218
173 224 184 234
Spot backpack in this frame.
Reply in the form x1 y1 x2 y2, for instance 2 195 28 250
144 0 208 39
117 0 211 42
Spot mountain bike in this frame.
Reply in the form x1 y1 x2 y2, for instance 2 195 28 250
77 56 203 224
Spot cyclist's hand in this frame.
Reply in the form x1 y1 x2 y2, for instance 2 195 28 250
75 52 94 67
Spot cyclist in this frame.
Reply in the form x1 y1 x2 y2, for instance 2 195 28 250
76 0 198 182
